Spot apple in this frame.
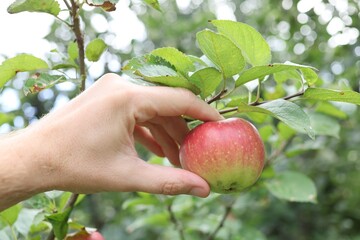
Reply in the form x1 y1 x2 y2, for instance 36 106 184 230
66 230 105 240
179 117 265 194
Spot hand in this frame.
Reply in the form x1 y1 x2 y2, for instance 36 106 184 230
19 73 223 199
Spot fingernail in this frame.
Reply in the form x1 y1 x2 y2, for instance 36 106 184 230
189 187 209 198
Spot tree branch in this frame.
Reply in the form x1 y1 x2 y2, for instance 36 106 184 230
207 201 235 240
218 90 305 115
167 202 186 240
207 89 228 105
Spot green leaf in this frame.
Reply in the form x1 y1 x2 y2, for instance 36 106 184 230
68 42 79 60
196 29 245 79
23 73 66 95
45 208 71 240
303 88 360 105
127 212 169 232
143 0 161 11
85 38 107 62
0 229 11 240
123 54 176 72
52 63 78 70
7 0 61 16
236 62 318 87
14 208 42 237
315 102 347 119
189 67 222 98
265 171 317 203
309 113 340 138
211 20 271 66
0 113 15 126
0 54 49 88
136 65 199 93
122 197 159 210
151 47 195 76
0 204 22 226
237 99 315 139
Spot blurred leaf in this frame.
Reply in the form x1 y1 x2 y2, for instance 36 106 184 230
85 38 107 62
309 112 340 138
196 29 245 78
0 113 15 125
45 208 71 240
143 0 161 11
151 47 195 76
303 88 360 105
14 208 43 237
68 42 79 61
59 193 86 210
265 171 317 203
7 0 61 16
258 125 274 141
277 122 296 140
86 0 119 11
189 67 222 98
0 54 48 88
188 55 208 70
0 204 22 226
45 191 64 199
23 73 66 95
315 101 347 119
236 62 318 87
211 20 271 66
235 227 267 240
0 228 11 240
52 63 78 70
237 100 315 139
122 197 159 210
274 69 301 83
127 212 169 232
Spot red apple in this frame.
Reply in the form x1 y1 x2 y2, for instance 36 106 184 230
179 117 265 193
66 230 105 240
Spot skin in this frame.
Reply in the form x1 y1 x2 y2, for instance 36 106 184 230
0 73 223 211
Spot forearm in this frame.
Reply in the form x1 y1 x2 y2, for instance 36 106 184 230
0 129 50 211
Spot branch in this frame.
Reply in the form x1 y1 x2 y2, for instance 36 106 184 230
218 90 305 115
70 0 87 92
207 89 228 105
63 0 71 10
206 201 235 240
167 202 186 240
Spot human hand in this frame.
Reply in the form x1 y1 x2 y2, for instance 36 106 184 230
24 73 223 198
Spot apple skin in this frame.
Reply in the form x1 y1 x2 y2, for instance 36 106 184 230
179 118 265 194
66 231 105 240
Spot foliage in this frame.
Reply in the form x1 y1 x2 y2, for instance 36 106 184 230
1 0 359 239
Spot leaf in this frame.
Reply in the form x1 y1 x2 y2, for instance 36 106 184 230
7 0 61 16
151 47 195 76
211 20 271 66
265 171 317 203
315 102 347 119
303 88 360 105
123 54 176 72
143 0 161 11
136 65 199 93
189 67 222 98
127 212 169 232
0 229 11 240
309 112 340 138
0 54 49 88
196 29 245 79
14 208 42 237
85 38 107 62
23 73 66 95
0 204 22 226
236 62 318 87
86 0 118 11
68 42 79 60
45 208 71 240
122 197 159 210
0 113 15 126
237 99 315 139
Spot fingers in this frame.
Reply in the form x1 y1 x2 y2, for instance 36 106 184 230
133 126 165 157
130 160 210 197
135 86 223 123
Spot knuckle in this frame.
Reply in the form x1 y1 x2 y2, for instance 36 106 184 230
161 181 184 195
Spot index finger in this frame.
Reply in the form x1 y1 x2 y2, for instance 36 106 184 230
134 86 224 123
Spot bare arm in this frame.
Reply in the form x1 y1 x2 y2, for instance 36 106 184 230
0 73 222 211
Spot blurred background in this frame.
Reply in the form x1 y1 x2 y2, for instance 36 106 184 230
0 0 360 239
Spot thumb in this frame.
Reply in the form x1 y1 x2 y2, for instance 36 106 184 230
131 160 210 198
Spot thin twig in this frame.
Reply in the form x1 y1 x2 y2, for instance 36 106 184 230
167 202 186 240
207 200 235 240
207 89 228 105
218 90 305 115
63 0 71 10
